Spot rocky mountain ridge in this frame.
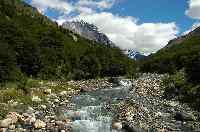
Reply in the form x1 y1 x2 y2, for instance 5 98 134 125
63 21 146 60
62 20 114 46
123 49 146 60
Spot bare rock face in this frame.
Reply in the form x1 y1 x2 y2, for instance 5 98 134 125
62 20 114 46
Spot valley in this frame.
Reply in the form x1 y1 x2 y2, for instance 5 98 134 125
0 0 200 132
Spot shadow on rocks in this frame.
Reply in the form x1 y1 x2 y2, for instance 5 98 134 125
122 122 143 132
108 77 120 86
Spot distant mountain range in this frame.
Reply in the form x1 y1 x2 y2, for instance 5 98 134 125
63 21 145 60
123 50 146 61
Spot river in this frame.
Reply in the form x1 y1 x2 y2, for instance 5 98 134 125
64 79 132 132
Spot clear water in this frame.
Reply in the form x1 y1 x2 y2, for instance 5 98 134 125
64 79 132 132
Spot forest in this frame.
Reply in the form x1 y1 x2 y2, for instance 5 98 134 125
0 0 136 84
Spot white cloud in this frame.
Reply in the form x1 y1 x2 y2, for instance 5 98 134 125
186 0 200 19
77 0 116 10
31 0 116 15
29 0 178 54
77 6 94 15
31 0 74 14
182 22 200 35
73 12 178 54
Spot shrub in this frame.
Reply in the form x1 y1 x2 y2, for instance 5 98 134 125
185 53 200 84
162 70 186 99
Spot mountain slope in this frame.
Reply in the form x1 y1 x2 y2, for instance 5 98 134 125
0 0 135 82
140 26 200 82
164 26 200 49
63 21 146 61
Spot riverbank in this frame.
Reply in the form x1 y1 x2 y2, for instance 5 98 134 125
1 75 200 132
116 73 200 131
0 78 113 132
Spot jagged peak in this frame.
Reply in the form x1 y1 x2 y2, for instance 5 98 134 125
62 20 113 46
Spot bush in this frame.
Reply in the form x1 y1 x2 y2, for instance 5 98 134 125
185 53 200 84
162 70 186 99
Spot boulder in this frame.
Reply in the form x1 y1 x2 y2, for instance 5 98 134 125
29 117 36 124
6 112 19 124
0 118 12 128
54 99 60 103
0 128 7 132
34 120 46 128
55 121 64 126
8 125 15 129
174 112 196 121
122 122 143 132
112 122 122 130
60 91 68 96
40 105 47 110
44 89 52 94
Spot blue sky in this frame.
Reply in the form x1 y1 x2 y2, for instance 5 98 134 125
24 0 200 54
111 0 198 33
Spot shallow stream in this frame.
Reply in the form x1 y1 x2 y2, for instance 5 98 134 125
64 79 132 132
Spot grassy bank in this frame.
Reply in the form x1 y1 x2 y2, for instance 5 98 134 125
0 79 79 119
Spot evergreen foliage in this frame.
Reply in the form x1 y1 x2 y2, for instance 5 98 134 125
140 36 200 83
0 0 136 82
141 31 200 110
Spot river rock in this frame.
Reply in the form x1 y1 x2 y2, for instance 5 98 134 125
55 121 64 126
54 99 60 103
8 125 15 129
0 118 13 128
27 107 35 114
29 116 36 124
112 122 122 130
122 122 143 132
6 112 19 124
34 120 46 128
60 91 68 96
40 105 47 110
32 96 42 102
44 89 52 94
174 112 195 121
0 128 7 132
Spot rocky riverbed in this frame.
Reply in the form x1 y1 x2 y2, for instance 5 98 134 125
1 75 200 132
0 79 113 132
116 73 200 132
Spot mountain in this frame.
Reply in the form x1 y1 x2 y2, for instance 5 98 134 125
165 26 200 49
0 0 135 82
123 50 146 60
140 26 200 76
63 21 147 61
62 20 114 46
